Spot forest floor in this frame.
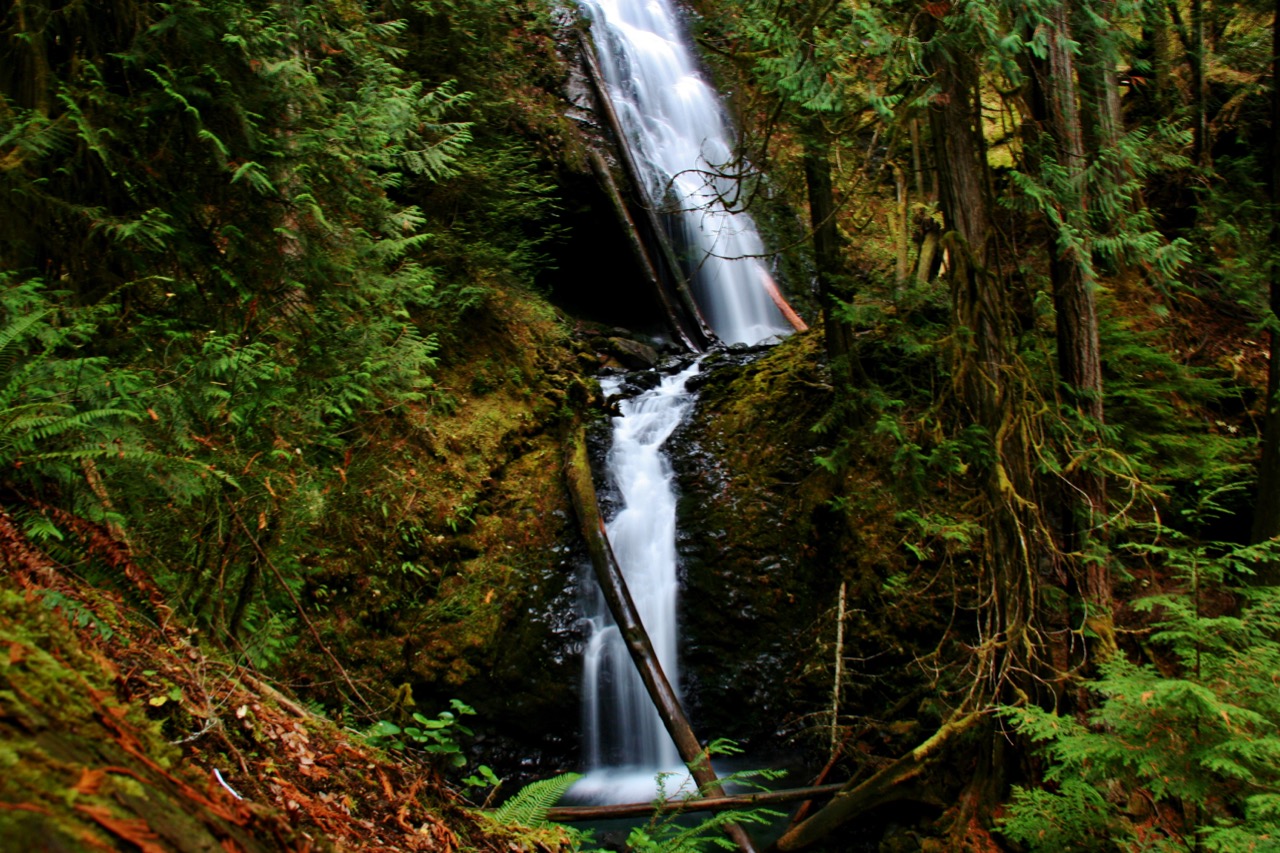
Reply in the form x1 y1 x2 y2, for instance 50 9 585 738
0 552 574 852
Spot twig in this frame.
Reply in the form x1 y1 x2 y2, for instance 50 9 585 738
213 768 243 800
170 715 220 746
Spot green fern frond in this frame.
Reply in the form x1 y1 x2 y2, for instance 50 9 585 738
488 773 581 828
0 308 52 359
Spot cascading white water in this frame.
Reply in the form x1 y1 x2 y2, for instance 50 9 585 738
574 364 699 803
572 0 793 805
577 0 791 346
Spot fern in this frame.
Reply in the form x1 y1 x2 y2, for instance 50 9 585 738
999 532 1280 850
489 773 582 828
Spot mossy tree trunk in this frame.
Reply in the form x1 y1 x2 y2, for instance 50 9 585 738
926 15 1046 700
803 116 859 386
1024 1 1112 642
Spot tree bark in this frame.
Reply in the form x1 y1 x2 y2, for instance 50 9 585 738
890 165 910 289
925 8 1051 696
1191 0 1210 165
772 713 983 851
1074 1 1123 165
913 226 941 285
803 119 859 385
545 783 845 823
563 428 759 853
1025 2 1111 632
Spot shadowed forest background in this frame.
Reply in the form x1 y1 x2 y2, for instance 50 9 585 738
2 0 1279 850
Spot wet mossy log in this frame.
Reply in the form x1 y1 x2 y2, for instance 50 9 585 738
577 34 713 351
562 426 759 853
587 148 702 351
772 712 984 851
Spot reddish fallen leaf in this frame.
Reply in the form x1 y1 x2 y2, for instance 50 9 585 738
74 768 107 796
7 641 26 665
74 804 167 853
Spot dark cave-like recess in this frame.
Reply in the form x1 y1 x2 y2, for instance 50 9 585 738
544 172 669 332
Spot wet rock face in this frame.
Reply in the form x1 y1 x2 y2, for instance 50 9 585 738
665 338 840 756
491 337 834 776
469 529 589 778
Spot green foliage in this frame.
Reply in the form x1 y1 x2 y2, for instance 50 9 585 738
1004 120 1193 289
999 534 1280 851
617 743 786 853
488 772 582 827
38 590 116 642
366 699 478 768
623 774 783 853
0 277 154 504
1098 310 1245 523
0 0 571 684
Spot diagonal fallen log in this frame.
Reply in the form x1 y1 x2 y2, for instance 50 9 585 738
758 268 809 333
546 783 846 823
563 426 759 853
578 33 715 352
771 712 985 851
587 148 704 352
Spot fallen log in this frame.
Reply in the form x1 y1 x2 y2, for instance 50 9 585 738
758 269 809 333
772 712 984 851
563 427 758 853
577 33 715 350
587 149 702 352
546 783 845 823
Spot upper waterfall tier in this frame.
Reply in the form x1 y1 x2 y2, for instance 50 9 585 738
579 0 792 346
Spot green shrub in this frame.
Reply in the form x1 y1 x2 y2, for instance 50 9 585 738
1000 534 1280 851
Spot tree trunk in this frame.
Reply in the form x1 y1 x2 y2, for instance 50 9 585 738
1137 1 1178 118
803 118 859 385
1191 0 1210 165
892 165 911 290
1074 0 1124 179
914 225 942 285
563 428 759 853
1025 2 1112 636
926 9 1052 698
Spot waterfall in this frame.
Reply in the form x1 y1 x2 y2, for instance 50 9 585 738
575 364 700 803
578 0 791 346
572 0 792 805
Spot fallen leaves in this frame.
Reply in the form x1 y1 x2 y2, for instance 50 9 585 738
1 555 523 853
73 804 167 853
